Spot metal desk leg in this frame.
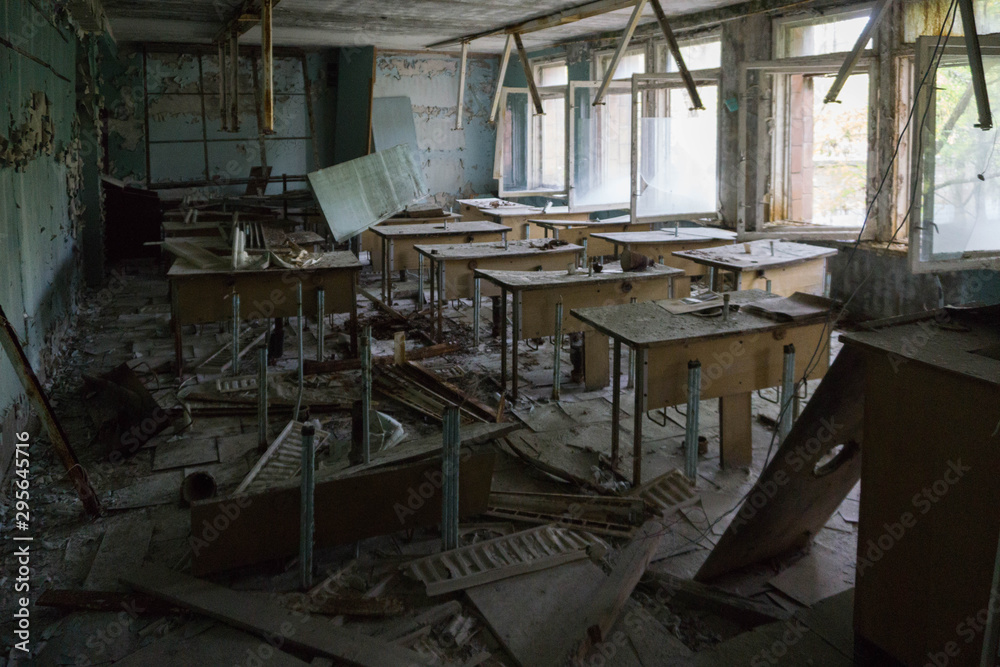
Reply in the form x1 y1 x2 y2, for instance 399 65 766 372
685 361 702 481
473 277 481 347
316 288 325 362
552 301 563 400
231 292 240 376
500 287 508 393
386 239 394 304
350 274 359 358
779 344 796 442
381 237 388 302
417 254 425 309
632 347 647 485
437 260 445 340
611 339 621 469
708 267 716 292
512 291 521 399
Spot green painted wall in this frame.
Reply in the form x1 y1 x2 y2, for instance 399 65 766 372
334 46 375 165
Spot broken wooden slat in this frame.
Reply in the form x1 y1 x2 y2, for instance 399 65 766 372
233 421 330 496
190 451 496 575
486 491 645 538
216 375 258 393
303 343 462 375
572 519 664 659
162 239 226 269
406 524 608 596
401 361 499 422
639 570 790 628
0 304 100 516
84 521 154 591
121 563 428 667
630 468 699 516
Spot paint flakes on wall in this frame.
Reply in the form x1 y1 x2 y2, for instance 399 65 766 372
0 92 56 170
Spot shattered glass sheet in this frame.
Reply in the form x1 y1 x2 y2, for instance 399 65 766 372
307 144 429 242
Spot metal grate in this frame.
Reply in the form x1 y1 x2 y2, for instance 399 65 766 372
406 524 608 596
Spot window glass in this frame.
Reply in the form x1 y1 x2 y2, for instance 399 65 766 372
537 63 568 87
780 13 872 57
665 40 721 72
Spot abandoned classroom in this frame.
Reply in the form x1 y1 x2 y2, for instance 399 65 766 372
2 0 1000 664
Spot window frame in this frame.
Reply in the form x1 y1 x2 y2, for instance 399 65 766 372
495 85 570 199
737 52 878 237
773 5 875 59
593 46 649 81
630 71 723 224
568 79 634 212
654 31 723 74
908 34 1000 273
532 57 569 87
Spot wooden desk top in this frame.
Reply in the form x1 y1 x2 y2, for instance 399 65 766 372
474 262 684 291
591 228 738 245
572 289 830 348
529 218 649 229
456 197 521 208
841 306 1000 387
414 239 584 262
369 221 510 239
167 250 361 277
383 213 462 225
673 240 836 271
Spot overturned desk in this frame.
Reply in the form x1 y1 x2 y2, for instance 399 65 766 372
590 228 737 298
415 240 584 339
168 251 361 374
476 263 684 399
528 216 656 258
673 239 836 296
369 221 510 305
572 290 831 484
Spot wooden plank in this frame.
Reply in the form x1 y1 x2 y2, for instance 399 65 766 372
0 304 100 515
152 437 219 471
641 570 789 628
738 258 828 296
695 345 864 582
84 521 154 591
719 392 753 469
573 519 664 658
122 564 429 666
115 625 311 667
190 451 496 575
467 559 608 667
401 361 498 422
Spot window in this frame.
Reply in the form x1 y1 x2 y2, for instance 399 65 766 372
658 36 722 73
910 35 1000 272
497 85 567 197
776 9 873 58
597 50 647 80
569 80 633 210
747 10 875 229
535 61 568 86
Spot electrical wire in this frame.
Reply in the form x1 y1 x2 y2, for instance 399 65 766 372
645 0 963 552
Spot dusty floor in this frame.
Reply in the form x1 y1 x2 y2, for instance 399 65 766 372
0 260 860 665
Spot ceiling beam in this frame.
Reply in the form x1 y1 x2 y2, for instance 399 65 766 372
593 0 647 106
427 0 636 49
650 0 702 110
213 0 281 43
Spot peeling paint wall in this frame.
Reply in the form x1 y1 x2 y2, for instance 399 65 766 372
1 0 86 476
374 51 499 208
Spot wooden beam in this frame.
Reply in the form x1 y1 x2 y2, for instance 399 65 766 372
0 306 101 516
823 0 889 104
513 33 544 115
260 0 274 133
592 0 648 107
212 0 282 43
489 35 514 124
456 41 468 130
122 563 430 667
649 0 703 110
427 0 635 49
